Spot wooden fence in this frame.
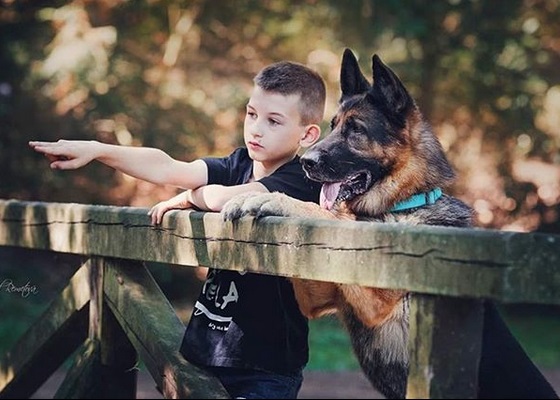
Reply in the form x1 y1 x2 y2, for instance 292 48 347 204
0 199 559 398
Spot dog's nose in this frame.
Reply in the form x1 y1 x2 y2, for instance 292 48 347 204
300 152 320 170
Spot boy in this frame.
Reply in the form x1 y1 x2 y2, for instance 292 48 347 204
29 60 326 399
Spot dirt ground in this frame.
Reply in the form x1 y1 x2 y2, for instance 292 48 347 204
31 367 560 399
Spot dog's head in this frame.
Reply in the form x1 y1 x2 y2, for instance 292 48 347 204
301 49 455 215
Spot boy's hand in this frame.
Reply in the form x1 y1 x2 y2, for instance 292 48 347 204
148 191 192 225
29 140 99 170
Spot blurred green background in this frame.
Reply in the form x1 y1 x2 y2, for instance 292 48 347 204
1 0 560 373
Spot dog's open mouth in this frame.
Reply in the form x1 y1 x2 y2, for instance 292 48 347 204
320 171 373 210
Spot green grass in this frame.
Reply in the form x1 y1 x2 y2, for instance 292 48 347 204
0 292 47 355
307 316 360 371
306 305 560 371
0 248 82 356
500 304 560 369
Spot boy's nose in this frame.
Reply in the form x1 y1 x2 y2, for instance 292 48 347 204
249 125 263 138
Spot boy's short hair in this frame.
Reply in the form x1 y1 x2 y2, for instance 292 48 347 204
254 61 326 126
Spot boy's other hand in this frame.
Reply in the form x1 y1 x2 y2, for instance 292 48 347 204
148 191 192 225
29 140 98 170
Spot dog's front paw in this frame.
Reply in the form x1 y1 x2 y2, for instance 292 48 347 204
221 192 259 221
221 192 300 221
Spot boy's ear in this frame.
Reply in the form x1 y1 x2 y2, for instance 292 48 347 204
300 124 321 148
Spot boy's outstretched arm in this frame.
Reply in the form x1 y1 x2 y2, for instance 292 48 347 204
29 139 208 189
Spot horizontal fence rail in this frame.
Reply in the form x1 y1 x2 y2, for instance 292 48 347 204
1 199 559 304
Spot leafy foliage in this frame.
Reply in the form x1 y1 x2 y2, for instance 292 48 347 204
1 0 559 231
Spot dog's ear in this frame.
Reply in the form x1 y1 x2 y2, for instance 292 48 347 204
340 48 370 102
368 54 413 120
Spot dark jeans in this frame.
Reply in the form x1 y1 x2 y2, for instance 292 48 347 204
208 366 304 399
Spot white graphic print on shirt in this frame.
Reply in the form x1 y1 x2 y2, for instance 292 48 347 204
193 269 241 331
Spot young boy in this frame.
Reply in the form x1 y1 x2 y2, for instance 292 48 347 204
29 60 326 399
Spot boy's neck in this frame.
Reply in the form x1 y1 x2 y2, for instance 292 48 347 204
252 153 297 181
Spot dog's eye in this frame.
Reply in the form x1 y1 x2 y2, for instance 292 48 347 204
348 119 366 134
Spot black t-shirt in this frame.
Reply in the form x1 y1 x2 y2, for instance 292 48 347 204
180 147 321 374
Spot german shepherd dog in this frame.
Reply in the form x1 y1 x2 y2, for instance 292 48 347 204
222 49 557 399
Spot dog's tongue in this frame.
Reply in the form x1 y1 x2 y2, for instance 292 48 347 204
320 182 342 210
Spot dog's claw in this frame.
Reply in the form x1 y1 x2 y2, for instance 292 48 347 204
221 209 236 221
221 204 244 221
221 191 259 221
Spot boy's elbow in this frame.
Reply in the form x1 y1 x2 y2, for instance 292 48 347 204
205 197 227 212
204 190 238 212
199 185 260 213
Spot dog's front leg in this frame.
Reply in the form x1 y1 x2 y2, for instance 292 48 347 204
340 285 406 328
222 192 336 220
222 192 347 318
290 278 340 319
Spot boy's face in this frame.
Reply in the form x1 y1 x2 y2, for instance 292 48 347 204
244 86 307 166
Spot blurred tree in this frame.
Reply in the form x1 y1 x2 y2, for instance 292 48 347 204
1 0 559 232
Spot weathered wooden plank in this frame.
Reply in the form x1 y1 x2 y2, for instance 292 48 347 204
98 301 139 399
102 258 229 399
56 311 139 399
406 294 484 399
1 199 559 304
54 338 101 399
89 257 103 340
70 257 139 399
0 259 90 398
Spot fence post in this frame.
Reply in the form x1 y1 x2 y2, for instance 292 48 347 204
406 294 484 399
55 257 138 398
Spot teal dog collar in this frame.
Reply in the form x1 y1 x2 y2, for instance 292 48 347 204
389 187 443 212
